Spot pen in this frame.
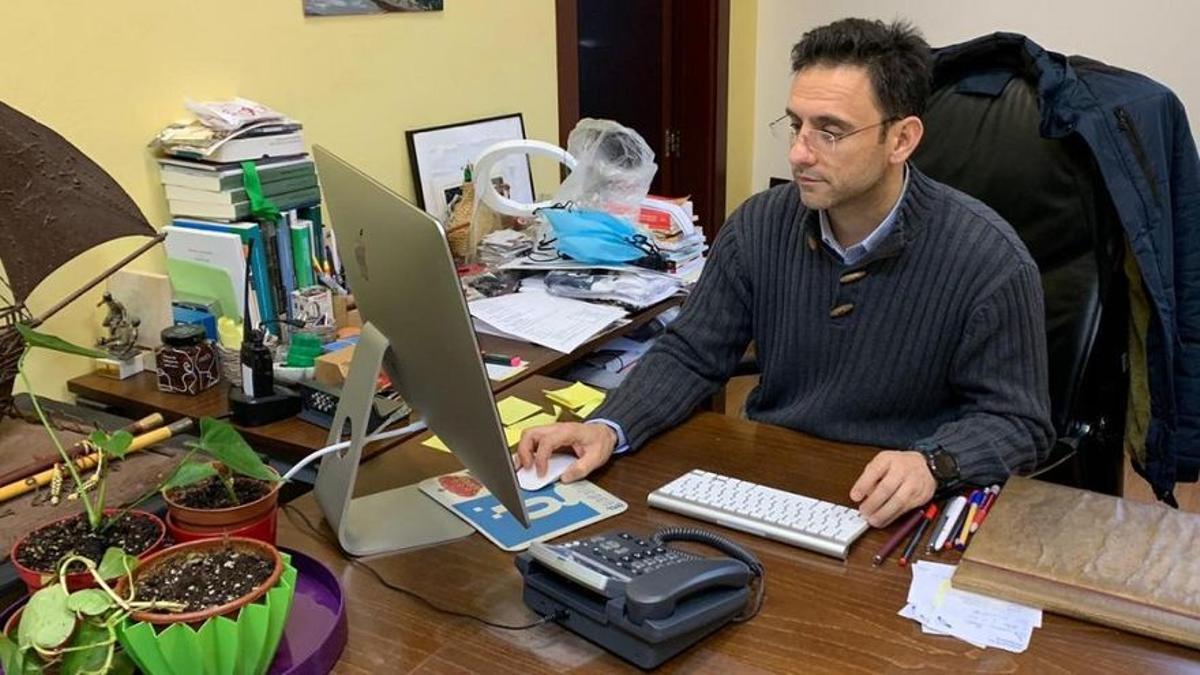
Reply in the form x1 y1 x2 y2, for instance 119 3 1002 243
925 499 952 553
943 490 977 551
872 507 926 567
899 503 938 567
969 485 997 533
482 351 520 367
956 489 986 550
971 484 1002 533
932 495 967 552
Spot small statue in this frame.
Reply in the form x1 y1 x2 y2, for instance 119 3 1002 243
96 291 140 360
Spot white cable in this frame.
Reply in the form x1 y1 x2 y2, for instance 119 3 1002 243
280 419 428 482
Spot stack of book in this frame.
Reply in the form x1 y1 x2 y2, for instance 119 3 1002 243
638 196 707 280
158 154 331 335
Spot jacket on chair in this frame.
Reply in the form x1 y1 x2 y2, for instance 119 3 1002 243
931 33 1200 501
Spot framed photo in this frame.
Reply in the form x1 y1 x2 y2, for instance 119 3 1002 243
406 113 535 219
304 0 443 16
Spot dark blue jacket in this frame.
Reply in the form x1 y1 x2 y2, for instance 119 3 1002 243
933 34 1200 500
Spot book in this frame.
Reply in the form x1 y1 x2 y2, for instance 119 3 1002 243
276 212 298 317
163 173 318 205
418 469 627 551
167 186 321 221
165 130 306 163
169 219 276 333
162 226 246 322
953 476 1200 649
159 155 314 191
291 220 316 288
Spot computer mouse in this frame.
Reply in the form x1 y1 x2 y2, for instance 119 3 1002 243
516 454 575 491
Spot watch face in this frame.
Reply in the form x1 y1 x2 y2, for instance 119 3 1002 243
931 452 958 479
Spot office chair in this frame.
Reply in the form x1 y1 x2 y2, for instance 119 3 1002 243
911 66 1129 495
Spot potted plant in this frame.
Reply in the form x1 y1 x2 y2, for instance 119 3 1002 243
159 417 283 544
0 546 185 674
114 538 298 675
10 325 166 593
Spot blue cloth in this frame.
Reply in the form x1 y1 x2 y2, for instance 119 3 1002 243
932 33 1200 498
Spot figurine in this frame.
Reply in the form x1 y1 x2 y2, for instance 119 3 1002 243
96 291 140 360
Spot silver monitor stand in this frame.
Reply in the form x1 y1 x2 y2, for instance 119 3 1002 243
313 323 473 556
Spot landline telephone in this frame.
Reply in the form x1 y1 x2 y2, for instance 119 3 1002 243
515 527 765 669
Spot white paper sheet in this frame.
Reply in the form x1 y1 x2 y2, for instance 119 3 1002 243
898 561 1042 653
469 292 627 354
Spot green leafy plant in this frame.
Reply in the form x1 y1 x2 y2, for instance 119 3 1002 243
0 547 185 674
16 323 126 531
164 417 279 506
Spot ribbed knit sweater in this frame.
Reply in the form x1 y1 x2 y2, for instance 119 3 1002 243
592 167 1055 484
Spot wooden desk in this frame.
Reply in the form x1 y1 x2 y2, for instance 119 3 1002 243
276 380 1197 673
67 297 680 459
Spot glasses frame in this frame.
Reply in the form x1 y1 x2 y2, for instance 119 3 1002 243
770 115 901 154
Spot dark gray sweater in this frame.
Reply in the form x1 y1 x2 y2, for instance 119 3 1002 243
593 168 1055 484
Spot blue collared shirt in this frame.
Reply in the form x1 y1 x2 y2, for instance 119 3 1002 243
818 165 910 265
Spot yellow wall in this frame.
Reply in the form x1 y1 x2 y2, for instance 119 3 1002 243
0 0 559 400
724 0 758 218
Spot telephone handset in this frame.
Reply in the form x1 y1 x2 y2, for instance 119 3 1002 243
516 528 766 669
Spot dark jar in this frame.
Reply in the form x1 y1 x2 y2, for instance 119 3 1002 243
155 324 220 395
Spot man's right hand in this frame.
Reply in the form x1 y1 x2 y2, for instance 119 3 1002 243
514 422 617 483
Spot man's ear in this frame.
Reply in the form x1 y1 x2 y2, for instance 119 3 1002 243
889 116 924 165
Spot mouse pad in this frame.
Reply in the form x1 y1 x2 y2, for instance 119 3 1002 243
419 470 627 551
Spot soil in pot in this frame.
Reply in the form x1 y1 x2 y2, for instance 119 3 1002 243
134 544 276 613
167 475 271 510
14 512 160 574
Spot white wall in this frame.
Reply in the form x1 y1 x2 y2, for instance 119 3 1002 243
750 1 1200 191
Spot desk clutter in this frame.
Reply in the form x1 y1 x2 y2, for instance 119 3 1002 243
422 382 606 452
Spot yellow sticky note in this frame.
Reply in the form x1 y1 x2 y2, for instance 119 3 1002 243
575 397 604 419
496 396 542 425
422 435 451 453
543 382 606 410
504 412 560 447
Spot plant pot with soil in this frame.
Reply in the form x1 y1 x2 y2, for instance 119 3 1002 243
11 509 165 594
159 417 283 542
115 537 283 625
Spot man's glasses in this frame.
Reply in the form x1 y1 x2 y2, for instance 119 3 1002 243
769 115 899 155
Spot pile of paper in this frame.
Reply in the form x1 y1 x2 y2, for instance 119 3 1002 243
470 291 627 354
900 561 1042 653
478 229 533 266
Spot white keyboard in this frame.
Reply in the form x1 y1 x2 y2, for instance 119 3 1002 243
647 469 869 559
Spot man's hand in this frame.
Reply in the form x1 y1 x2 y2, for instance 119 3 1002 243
514 422 618 483
849 450 936 528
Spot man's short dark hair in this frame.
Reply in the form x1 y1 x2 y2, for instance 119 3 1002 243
790 18 932 119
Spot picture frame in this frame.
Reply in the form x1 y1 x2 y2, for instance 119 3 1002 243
406 113 535 220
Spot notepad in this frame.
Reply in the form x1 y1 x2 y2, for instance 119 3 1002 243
496 396 542 425
504 412 560 447
543 382 606 411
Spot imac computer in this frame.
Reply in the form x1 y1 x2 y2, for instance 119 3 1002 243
311 145 529 556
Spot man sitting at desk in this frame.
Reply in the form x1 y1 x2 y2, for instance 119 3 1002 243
516 18 1054 528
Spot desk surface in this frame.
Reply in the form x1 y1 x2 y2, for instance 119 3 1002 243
68 297 681 459
276 378 1197 673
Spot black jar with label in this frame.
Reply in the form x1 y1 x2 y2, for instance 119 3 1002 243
155 324 220 395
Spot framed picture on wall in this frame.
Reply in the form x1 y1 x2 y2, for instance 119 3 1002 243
304 0 444 16
406 113 535 220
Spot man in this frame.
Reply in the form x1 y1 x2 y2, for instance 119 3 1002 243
516 18 1054 527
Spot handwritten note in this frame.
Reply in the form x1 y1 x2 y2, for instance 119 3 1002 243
899 561 1042 653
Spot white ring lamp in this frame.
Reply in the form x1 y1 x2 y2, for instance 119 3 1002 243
472 140 577 218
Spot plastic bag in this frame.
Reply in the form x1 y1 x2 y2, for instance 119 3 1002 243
553 118 657 222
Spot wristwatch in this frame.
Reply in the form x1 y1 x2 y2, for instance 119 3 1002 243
913 441 963 492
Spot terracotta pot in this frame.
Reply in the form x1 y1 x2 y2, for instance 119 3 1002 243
165 507 277 546
163 465 281 529
115 537 283 625
10 510 166 594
